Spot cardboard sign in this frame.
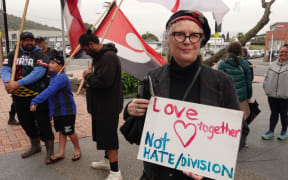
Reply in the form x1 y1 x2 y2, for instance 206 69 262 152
137 96 243 180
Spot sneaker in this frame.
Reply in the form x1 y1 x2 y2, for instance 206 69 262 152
91 159 110 170
262 131 274 140
105 170 123 180
277 131 287 141
8 118 20 125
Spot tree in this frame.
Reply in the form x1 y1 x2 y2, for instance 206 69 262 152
204 0 276 66
142 32 159 42
221 34 226 41
84 23 91 30
237 32 245 41
226 32 230 42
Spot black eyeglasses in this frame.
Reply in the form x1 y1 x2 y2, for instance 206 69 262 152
171 32 203 43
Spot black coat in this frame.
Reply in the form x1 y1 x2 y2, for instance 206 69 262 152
124 64 249 180
85 44 123 118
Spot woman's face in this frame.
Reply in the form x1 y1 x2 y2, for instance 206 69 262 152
168 20 202 67
279 47 288 62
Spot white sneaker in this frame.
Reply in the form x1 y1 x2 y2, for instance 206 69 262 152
90 159 110 170
105 170 123 180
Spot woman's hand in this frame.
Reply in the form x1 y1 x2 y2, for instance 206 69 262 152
183 171 203 180
30 104 37 112
127 98 150 116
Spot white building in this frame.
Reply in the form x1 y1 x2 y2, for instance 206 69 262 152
4 29 69 51
207 37 229 51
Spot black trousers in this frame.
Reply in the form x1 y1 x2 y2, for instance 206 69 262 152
14 95 54 142
9 95 17 117
268 97 288 132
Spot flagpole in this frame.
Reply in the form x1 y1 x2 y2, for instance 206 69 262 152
11 0 29 81
0 32 3 73
60 2 67 64
2 0 10 54
57 0 116 76
269 33 273 64
76 0 123 94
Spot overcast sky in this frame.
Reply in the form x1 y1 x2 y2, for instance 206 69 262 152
2 0 287 38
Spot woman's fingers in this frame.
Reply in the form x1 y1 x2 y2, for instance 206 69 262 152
183 171 203 180
127 98 150 116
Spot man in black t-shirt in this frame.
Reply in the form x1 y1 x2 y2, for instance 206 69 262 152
35 36 59 59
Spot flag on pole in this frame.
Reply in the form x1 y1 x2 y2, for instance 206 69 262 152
61 0 86 55
95 3 167 80
136 0 229 24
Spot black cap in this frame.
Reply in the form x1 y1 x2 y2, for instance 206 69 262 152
35 36 45 42
166 10 211 47
51 55 64 65
20 32 35 40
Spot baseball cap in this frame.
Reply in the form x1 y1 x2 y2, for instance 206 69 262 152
51 55 64 66
20 32 35 40
35 36 45 42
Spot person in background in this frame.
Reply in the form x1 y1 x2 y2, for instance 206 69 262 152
35 36 59 59
242 47 254 81
124 10 249 180
218 42 252 121
79 30 123 180
1 32 54 164
262 44 288 140
30 55 81 164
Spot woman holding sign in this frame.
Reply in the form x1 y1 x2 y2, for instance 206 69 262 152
123 10 249 180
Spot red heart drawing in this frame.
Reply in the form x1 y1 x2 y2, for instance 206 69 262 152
173 120 197 148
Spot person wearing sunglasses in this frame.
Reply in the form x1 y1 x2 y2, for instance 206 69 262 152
123 10 249 180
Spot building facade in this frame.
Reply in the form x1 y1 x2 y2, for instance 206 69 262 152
265 22 288 56
3 29 69 52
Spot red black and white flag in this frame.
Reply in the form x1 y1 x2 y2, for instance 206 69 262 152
95 3 167 80
61 0 86 55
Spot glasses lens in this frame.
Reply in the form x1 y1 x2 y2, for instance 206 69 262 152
173 32 185 42
189 33 202 43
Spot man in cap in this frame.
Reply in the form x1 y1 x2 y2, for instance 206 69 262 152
35 36 59 59
79 30 123 180
1 31 55 164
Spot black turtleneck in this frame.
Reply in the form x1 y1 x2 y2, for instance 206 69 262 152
169 57 200 103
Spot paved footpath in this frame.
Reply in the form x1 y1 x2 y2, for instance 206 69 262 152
0 78 93 154
1 72 288 180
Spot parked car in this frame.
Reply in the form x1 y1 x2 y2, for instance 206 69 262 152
65 46 71 56
247 50 257 59
255 50 262 58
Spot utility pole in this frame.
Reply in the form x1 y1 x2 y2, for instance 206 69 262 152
2 0 10 53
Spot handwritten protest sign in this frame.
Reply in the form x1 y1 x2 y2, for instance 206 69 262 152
137 96 243 180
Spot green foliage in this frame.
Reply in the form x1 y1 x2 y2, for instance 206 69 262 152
250 36 265 45
142 32 159 42
251 44 265 50
121 72 140 94
237 32 245 41
226 32 230 41
84 23 92 31
0 13 59 32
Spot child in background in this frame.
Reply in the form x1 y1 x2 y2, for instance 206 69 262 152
30 55 81 164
